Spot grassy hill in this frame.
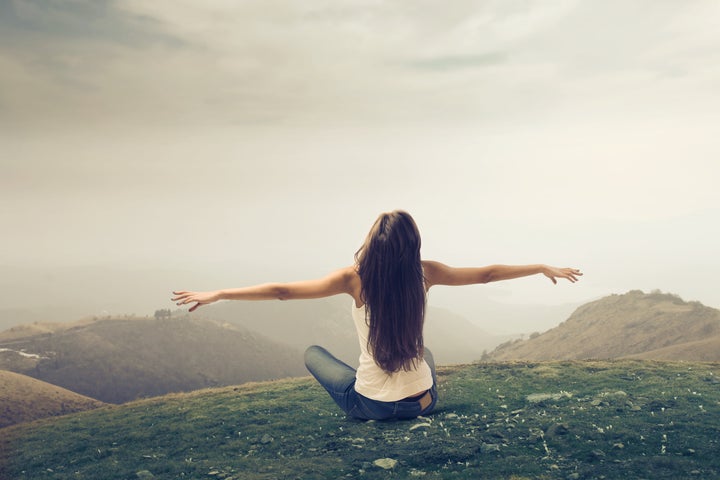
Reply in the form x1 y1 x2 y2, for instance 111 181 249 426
487 291 720 361
0 315 306 404
0 370 104 428
2 360 719 479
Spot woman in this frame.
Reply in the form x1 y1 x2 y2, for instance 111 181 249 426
172 210 581 421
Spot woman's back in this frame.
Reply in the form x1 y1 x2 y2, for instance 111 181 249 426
351 300 433 401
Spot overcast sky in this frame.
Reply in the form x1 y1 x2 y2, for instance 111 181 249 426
2 0 719 314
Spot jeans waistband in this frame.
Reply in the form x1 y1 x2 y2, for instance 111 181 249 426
404 390 432 410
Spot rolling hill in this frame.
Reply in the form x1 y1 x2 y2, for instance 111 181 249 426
486 290 720 361
0 315 306 404
0 370 104 428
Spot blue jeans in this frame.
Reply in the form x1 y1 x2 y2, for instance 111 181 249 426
304 345 438 421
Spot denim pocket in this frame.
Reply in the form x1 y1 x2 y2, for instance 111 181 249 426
353 395 395 420
418 387 438 416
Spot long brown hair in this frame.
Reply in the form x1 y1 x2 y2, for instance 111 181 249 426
354 210 426 373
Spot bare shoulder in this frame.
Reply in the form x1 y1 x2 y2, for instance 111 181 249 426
421 260 442 273
338 265 362 305
421 260 448 287
330 264 358 288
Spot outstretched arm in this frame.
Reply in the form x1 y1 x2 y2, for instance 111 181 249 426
172 266 356 312
423 260 582 288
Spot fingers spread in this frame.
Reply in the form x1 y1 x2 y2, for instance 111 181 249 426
171 291 202 311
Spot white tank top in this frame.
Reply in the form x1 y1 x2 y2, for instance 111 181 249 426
351 301 433 402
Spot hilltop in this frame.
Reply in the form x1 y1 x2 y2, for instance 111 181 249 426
2 360 719 479
0 370 104 428
487 291 720 361
0 315 306 404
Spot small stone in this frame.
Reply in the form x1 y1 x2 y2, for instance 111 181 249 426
590 449 606 460
545 423 569 438
260 434 273 444
526 392 572 403
136 471 154 479
373 458 398 470
409 422 432 431
567 473 580 480
480 443 501 453
613 443 625 449
445 413 459 419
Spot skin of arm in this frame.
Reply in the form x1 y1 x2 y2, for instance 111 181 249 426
173 262 581 312
172 266 358 312
422 260 582 288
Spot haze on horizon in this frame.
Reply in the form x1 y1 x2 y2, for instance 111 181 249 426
1 1 719 333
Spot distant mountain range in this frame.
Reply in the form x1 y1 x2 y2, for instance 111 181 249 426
486 290 720 361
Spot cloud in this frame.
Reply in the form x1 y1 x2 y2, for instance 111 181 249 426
0 1 573 128
1 0 719 131
0 0 187 127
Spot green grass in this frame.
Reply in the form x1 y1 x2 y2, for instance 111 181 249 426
2 360 719 479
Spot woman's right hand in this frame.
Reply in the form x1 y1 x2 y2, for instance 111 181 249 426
542 266 583 284
171 290 221 312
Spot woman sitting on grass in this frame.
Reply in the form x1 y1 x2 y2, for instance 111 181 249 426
172 210 581 421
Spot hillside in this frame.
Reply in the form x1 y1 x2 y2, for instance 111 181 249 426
625 335 720 361
0 315 306 404
204 295 506 366
2 360 719 479
487 291 720 361
0 370 104 428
